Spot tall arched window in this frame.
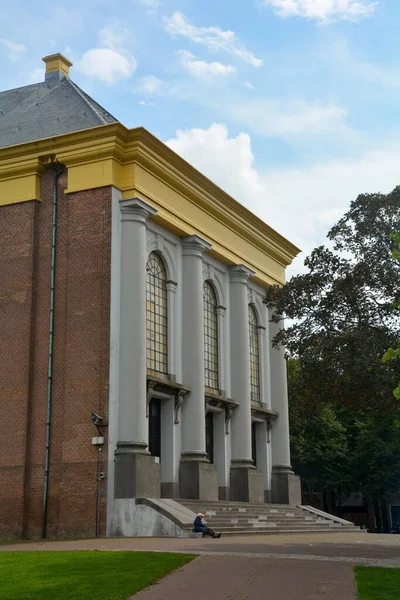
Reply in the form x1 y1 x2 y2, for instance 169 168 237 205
249 305 260 403
203 281 219 390
146 252 168 374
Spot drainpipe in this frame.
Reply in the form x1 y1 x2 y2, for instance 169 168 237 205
42 163 63 539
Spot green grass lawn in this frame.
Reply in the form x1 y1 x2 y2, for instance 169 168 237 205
355 566 400 600
0 550 194 600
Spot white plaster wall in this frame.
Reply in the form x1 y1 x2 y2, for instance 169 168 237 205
160 396 180 488
264 306 273 411
109 501 188 537
223 269 232 399
214 410 230 490
106 187 122 535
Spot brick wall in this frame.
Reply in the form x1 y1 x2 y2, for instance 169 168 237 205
0 168 111 539
0 200 38 538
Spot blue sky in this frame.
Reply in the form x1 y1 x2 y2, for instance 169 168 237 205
1 0 399 274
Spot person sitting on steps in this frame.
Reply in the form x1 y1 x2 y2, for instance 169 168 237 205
193 513 221 538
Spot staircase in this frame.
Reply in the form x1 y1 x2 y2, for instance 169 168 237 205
180 500 359 536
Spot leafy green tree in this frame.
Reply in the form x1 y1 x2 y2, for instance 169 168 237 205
382 230 400 402
267 188 400 515
288 359 349 492
266 187 400 411
350 408 400 501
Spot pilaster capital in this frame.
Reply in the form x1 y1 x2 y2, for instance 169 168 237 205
181 234 212 257
230 264 255 284
120 197 158 224
166 280 178 294
216 305 226 317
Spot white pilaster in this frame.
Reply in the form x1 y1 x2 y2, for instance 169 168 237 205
258 325 267 405
116 198 157 454
255 420 269 498
269 317 292 470
214 410 230 498
160 397 179 497
216 305 226 393
166 280 177 378
229 265 255 466
181 235 211 460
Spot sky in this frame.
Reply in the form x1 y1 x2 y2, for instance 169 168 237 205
1 0 400 276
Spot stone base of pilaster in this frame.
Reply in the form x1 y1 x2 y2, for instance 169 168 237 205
264 489 272 504
230 463 264 503
161 482 179 499
218 486 230 501
114 452 161 499
179 457 218 500
271 466 302 506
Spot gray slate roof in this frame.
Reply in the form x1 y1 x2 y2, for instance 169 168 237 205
0 77 118 149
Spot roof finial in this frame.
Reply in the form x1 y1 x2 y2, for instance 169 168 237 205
42 53 73 83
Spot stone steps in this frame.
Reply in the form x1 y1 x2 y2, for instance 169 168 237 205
201 518 334 525
211 528 353 537
179 500 358 536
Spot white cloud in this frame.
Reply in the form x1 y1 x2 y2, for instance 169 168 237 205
227 98 349 138
77 48 137 84
77 21 136 85
244 81 255 90
99 21 130 48
135 74 164 95
260 0 378 23
167 124 264 202
164 12 262 67
166 123 400 276
178 50 235 80
0 38 27 61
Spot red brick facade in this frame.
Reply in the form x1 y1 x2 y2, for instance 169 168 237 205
0 168 112 539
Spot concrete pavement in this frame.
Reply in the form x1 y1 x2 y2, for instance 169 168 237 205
2 532 400 599
131 556 357 600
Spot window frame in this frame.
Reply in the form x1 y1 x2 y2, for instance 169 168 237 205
146 252 168 375
203 280 219 391
248 304 261 403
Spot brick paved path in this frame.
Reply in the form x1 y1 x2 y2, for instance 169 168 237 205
131 556 357 600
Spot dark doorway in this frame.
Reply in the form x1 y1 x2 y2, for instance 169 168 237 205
148 398 161 458
251 422 257 467
391 505 400 530
206 412 214 464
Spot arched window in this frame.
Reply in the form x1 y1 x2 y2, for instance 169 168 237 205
203 281 219 390
146 252 168 374
249 305 260 402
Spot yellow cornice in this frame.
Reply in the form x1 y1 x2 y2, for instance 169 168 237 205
129 129 299 268
0 123 300 284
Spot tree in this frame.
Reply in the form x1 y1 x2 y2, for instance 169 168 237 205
266 187 400 513
287 359 349 495
266 187 400 411
382 230 400 402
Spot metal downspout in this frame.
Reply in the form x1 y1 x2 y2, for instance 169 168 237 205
42 163 63 539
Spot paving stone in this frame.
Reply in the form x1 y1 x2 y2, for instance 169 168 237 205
131 556 357 600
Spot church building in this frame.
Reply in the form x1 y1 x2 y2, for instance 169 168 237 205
0 54 302 539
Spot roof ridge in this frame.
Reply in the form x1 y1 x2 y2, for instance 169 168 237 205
67 79 114 125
